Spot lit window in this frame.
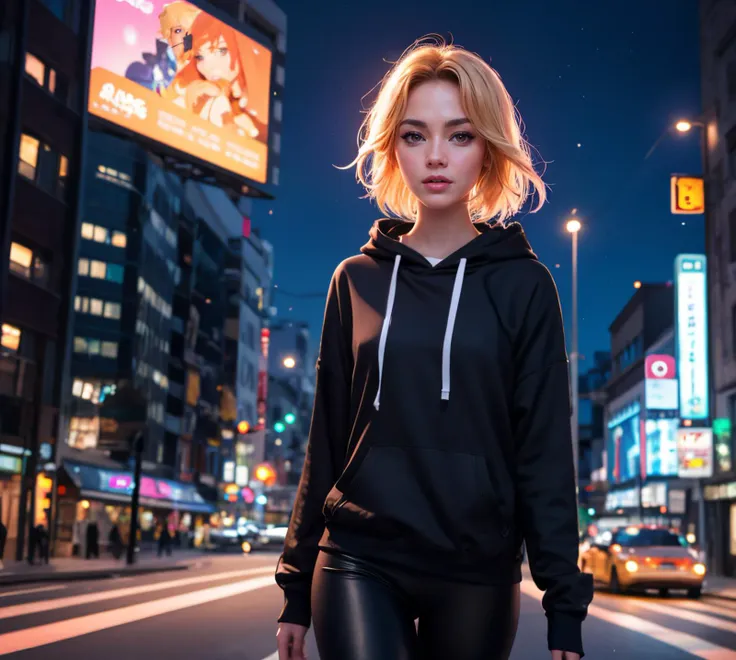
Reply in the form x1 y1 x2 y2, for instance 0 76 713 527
101 341 118 358
103 302 121 319
90 299 103 316
93 226 108 243
81 223 94 239
111 231 127 248
90 260 106 279
57 154 68 199
78 258 89 276
1 324 21 352
73 337 87 353
48 67 56 94
18 134 40 180
72 379 83 397
74 296 81 311
81 382 93 400
9 242 33 279
81 297 89 313
25 53 45 86
88 339 100 355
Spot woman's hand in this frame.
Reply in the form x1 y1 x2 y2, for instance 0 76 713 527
551 651 581 660
277 622 309 660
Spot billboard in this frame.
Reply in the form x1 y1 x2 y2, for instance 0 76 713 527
644 354 678 411
607 401 641 484
89 0 272 184
644 418 679 477
670 175 705 215
676 428 713 479
675 255 709 420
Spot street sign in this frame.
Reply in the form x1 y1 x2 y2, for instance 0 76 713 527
676 428 713 478
670 175 704 214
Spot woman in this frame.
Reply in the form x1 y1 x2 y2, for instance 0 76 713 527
276 37 593 660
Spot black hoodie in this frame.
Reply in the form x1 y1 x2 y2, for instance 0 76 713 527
276 219 594 656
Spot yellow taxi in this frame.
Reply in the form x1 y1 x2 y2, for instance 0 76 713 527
579 524 706 597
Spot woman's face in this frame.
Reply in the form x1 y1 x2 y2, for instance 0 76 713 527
195 35 238 83
394 79 486 214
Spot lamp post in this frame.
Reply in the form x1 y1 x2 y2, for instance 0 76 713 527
675 117 712 565
566 217 582 488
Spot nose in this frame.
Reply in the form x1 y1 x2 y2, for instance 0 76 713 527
426 139 448 168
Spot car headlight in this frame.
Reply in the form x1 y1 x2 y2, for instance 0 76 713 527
624 560 639 573
693 563 706 576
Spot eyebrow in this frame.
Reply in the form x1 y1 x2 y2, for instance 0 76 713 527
399 118 471 128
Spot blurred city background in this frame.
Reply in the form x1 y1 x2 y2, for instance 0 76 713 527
0 0 735 658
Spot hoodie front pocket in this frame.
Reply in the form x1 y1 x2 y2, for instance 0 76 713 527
326 445 513 560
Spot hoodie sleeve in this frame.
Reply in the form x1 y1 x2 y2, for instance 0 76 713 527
275 264 353 627
512 263 593 657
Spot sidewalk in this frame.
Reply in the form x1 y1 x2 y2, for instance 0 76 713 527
702 573 736 601
0 549 210 587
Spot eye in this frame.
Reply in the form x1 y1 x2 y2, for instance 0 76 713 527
399 131 424 145
218 48 228 56
195 55 204 62
174 28 182 35
452 132 475 144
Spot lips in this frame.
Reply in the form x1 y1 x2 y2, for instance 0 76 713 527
422 176 451 183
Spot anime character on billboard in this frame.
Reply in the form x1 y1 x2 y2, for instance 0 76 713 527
162 11 260 139
124 39 177 94
158 1 201 72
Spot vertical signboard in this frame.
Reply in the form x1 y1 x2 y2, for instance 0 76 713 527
675 254 709 420
676 428 714 478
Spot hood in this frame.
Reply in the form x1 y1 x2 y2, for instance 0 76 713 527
361 219 537 411
360 218 537 271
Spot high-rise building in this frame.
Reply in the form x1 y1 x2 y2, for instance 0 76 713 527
699 0 736 576
0 0 88 561
0 0 288 559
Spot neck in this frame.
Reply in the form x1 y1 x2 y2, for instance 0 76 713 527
401 203 480 259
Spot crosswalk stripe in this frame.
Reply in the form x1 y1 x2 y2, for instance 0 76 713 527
0 566 274 620
0 575 275 655
626 598 736 633
0 585 66 599
675 599 736 621
520 580 736 659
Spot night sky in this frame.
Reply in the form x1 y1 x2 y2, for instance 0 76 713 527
251 0 703 369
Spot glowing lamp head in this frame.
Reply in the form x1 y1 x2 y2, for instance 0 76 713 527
566 219 582 234
675 120 692 133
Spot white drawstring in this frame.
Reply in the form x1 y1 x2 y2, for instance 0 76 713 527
373 254 402 410
373 255 468 410
441 258 467 401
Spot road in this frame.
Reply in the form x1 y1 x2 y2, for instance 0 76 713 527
1 551 735 659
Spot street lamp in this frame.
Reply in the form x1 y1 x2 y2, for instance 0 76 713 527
282 356 296 369
675 116 712 564
566 217 582 488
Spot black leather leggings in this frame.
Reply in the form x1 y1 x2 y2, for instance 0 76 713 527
311 550 520 660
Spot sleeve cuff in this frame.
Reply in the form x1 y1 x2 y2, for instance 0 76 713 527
277 590 312 628
547 612 585 658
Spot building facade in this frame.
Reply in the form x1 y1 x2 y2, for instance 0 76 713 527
700 0 736 576
0 0 89 560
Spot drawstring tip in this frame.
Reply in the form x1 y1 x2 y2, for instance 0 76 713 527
373 397 381 411
441 390 450 401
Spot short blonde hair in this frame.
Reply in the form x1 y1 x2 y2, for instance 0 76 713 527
159 1 200 41
344 37 547 223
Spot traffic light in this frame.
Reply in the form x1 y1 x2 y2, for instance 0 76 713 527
274 421 286 433
284 412 296 425
237 420 250 434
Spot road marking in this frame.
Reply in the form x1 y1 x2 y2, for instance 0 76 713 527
0 585 66 599
520 580 736 659
0 566 274 620
675 599 736 620
0 574 275 655
625 598 736 634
